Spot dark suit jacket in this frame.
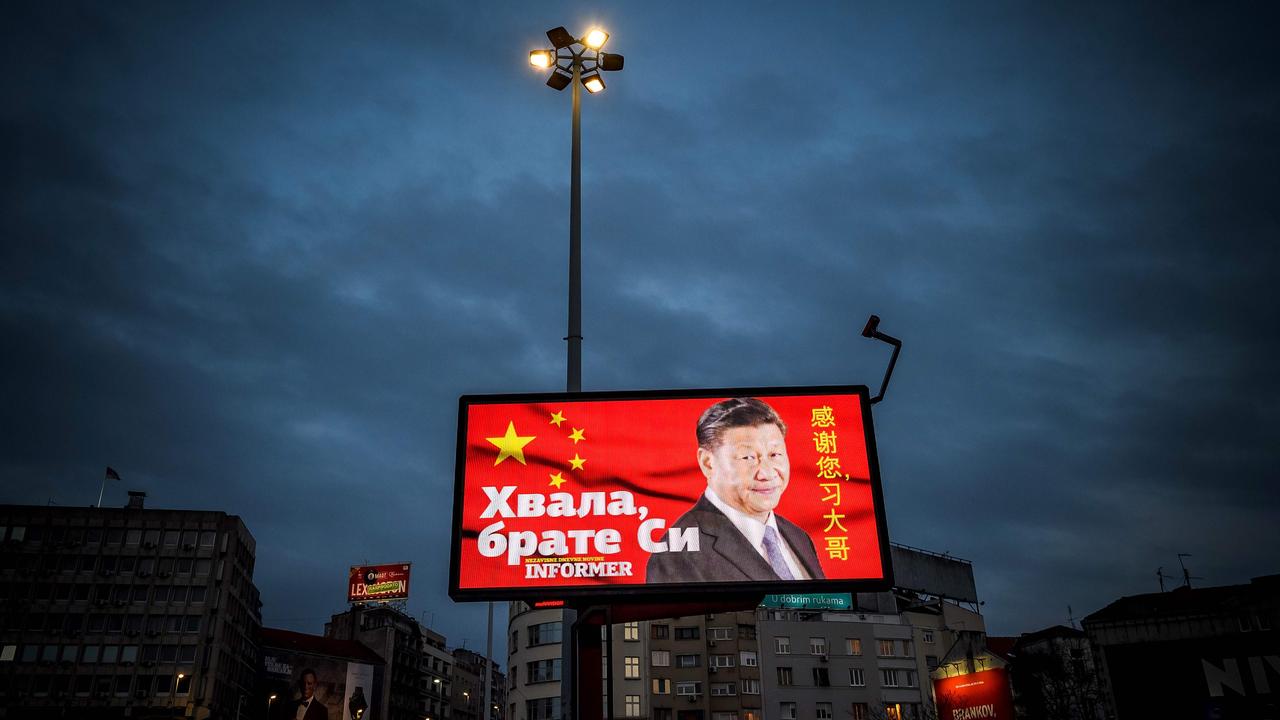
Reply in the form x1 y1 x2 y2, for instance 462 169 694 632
645 495 826 583
293 697 327 720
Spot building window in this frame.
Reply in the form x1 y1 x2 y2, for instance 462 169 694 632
813 667 830 687
675 681 701 697
675 626 699 640
810 637 827 655
527 659 562 683
851 703 868 720
652 678 671 695
878 639 895 657
881 669 899 687
777 667 793 686
654 711 672 720
850 668 865 686
624 656 640 679
652 650 670 667
526 697 560 720
740 650 757 667
926 655 939 671
713 713 739 720
710 682 736 696
922 630 934 644
780 702 797 720
776 636 791 654
676 654 700 668
529 622 562 647
709 626 732 641
710 654 735 668
651 624 669 639
900 640 914 657
623 622 639 641
624 694 641 717
846 638 862 655
817 703 833 719
0 645 15 662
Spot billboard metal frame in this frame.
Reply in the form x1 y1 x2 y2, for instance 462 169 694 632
449 384 893 603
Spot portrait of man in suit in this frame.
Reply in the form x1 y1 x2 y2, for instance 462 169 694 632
646 397 826 583
292 668 327 720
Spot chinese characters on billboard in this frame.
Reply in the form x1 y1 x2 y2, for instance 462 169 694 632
348 563 411 603
449 386 891 600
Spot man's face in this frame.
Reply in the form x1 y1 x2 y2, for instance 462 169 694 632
699 423 789 522
302 673 316 700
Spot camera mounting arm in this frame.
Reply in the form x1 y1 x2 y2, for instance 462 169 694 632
862 315 902 405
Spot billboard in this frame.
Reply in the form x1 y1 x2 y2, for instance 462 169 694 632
348 563 411 603
933 668 1015 720
264 651 377 720
450 386 891 601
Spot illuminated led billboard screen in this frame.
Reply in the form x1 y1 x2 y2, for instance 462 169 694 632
348 563 411 603
449 386 891 601
933 668 1016 720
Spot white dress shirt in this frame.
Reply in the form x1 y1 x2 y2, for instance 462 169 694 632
703 487 809 580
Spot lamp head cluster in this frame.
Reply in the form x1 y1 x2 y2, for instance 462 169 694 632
530 26 624 94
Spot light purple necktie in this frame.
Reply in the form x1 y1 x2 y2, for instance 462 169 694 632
762 526 796 580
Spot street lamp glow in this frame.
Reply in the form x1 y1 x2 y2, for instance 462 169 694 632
582 74 605 94
584 29 609 49
529 50 553 68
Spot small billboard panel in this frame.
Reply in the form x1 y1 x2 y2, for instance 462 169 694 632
348 563 411 603
760 593 854 610
450 386 891 601
933 668 1015 720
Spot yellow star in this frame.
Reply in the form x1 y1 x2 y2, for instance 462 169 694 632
548 472 567 489
568 453 586 471
486 422 535 466
568 427 585 444
549 411 566 427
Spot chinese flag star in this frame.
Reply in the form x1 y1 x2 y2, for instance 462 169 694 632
549 411 566 427
486 422 535 466
548 472 567 489
569 453 586 471
568 427 585 444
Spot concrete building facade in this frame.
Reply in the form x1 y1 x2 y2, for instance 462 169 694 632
326 604 430 720
0 496 262 719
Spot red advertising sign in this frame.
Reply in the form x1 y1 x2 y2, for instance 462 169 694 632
933 668 1016 720
348 563 411 603
449 386 891 601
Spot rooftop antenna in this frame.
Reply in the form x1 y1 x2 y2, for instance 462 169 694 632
1176 553 1202 588
861 315 903 404
1067 605 1077 630
1156 567 1177 592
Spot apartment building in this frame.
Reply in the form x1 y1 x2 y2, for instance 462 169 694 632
0 495 262 719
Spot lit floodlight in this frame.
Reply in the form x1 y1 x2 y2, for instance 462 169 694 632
600 53 624 71
546 26 575 49
529 50 554 68
546 71 572 91
584 29 609 49
582 73 605 94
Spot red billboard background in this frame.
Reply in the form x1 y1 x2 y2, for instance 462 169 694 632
933 668 1016 720
348 563 411 603
451 387 889 598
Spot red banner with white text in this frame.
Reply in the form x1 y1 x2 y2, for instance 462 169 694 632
450 387 890 599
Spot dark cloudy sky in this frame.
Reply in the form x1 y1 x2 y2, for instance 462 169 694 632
4 1 1278 646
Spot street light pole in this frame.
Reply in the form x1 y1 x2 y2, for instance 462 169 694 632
568 60 582 393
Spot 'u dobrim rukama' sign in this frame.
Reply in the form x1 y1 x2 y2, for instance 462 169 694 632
348 563 411 603
449 386 892 602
